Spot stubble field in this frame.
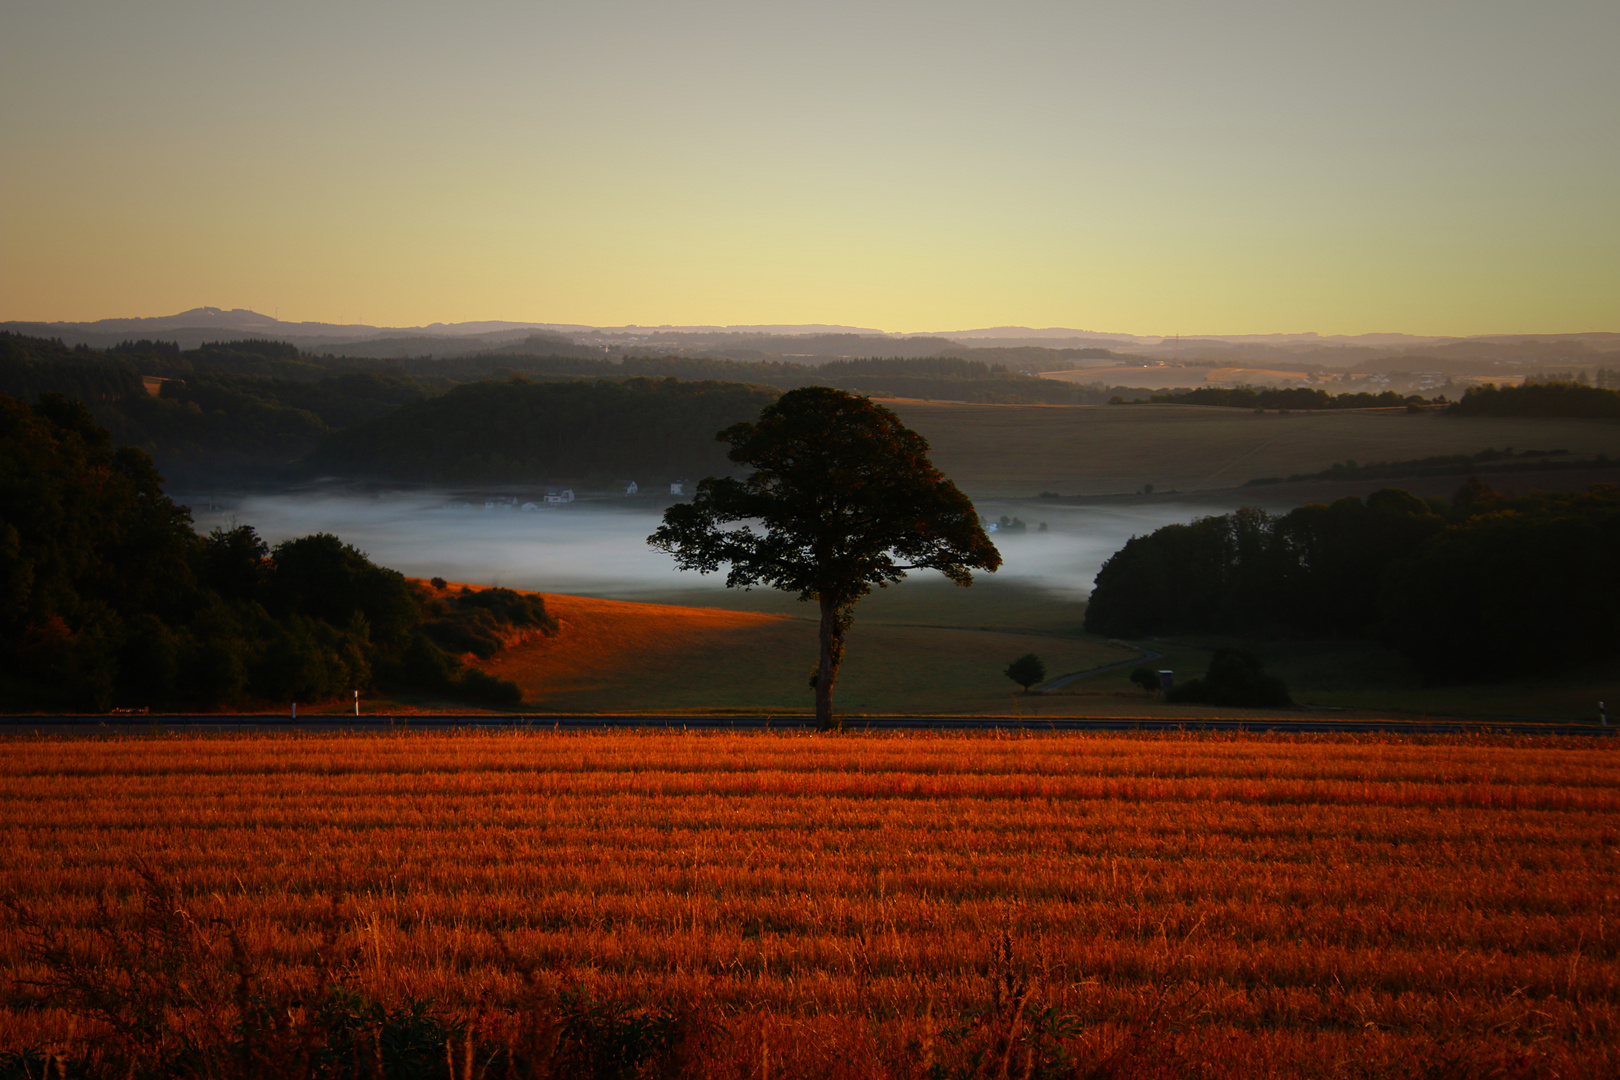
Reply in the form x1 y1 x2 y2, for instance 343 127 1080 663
2 731 1616 1078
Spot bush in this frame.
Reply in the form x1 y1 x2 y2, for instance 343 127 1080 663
1166 649 1291 707
456 668 523 707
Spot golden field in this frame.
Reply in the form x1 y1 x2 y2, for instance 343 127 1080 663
2 731 1616 1077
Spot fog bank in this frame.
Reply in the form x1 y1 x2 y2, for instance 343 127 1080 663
181 492 1221 601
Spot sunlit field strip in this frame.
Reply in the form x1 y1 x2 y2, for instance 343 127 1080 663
2 731 1616 1069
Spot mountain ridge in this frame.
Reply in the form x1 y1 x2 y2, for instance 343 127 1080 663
6 308 1617 355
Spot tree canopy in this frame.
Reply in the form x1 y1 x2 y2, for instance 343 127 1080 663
1004 654 1046 692
649 387 1000 728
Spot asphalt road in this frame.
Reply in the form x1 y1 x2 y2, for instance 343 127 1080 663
1 714 1611 736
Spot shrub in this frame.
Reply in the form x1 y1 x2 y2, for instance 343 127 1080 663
1129 666 1160 694
1166 649 1291 707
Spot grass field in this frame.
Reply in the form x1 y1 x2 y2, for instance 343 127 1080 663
1063 636 1620 723
454 585 1142 716
350 579 1613 722
2 731 1615 1078
880 401 1620 498
424 580 1607 722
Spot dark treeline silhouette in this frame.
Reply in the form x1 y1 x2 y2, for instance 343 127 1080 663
2 331 1155 484
1084 480 1620 680
1449 381 1620 418
0 393 541 711
1135 386 1432 410
301 376 782 485
0 332 146 402
2 333 427 484
394 351 1135 405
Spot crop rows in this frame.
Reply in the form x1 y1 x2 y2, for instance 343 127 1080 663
2 731 1616 1077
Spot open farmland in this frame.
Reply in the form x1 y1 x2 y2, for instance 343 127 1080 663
2 731 1616 1078
475 589 1139 716
882 401 1620 498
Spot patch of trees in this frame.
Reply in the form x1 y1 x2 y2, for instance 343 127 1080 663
1084 481 1620 680
1449 381 1620 419
1133 386 1431 410
0 393 534 711
302 376 782 485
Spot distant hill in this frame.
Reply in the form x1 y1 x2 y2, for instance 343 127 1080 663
10 309 1614 374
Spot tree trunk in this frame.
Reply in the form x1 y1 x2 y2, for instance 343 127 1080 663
815 593 846 730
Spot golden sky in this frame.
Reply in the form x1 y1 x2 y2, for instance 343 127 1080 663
3 0 1616 335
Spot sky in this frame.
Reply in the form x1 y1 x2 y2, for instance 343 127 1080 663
3 0 1617 335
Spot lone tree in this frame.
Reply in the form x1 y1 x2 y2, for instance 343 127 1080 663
1004 653 1046 693
649 387 1001 729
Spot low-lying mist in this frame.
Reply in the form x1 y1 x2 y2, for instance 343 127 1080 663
181 491 1224 604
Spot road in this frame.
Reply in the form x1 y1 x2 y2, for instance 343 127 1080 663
1040 649 1165 691
1 714 1610 736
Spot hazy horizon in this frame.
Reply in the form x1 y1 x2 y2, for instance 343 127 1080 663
8 305 1613 344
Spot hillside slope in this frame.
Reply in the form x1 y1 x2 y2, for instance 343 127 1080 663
884 401 1620 498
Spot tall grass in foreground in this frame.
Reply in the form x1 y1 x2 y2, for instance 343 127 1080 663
1 731 1616 1077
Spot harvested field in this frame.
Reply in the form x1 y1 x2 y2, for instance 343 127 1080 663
2 731 1616 1077
882 400 1620 497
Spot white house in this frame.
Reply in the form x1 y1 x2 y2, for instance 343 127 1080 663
623 480 639 495
543 487 575 505
669 479 688 496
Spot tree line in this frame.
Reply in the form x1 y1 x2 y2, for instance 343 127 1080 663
2 332 1156 485
0 393 546 711
1130 386 1433 410
3 333 429 484
300 376 783 485
1449 381 1620 418
391 350 1139 405
1084 480 1620 680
